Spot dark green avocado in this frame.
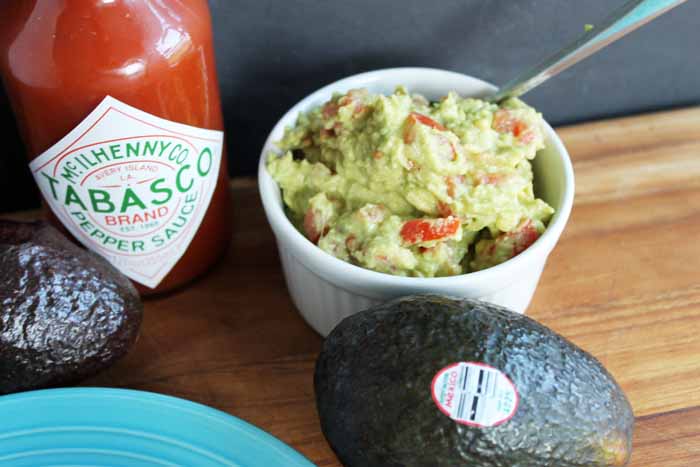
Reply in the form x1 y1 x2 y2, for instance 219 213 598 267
0 220 143 394
315 295 634 467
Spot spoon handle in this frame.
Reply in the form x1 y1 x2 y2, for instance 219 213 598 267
489 0 687 103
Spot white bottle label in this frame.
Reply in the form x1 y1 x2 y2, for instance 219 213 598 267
431 362 519 428
29 96 223 289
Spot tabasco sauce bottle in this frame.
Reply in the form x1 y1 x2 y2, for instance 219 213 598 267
0 0 232 295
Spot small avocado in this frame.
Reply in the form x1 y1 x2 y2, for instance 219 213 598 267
315 295 634 467
0 220 143 394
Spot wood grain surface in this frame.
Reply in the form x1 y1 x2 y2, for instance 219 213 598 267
11 108 700 465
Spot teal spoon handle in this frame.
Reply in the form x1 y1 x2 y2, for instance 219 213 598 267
489 0 687 102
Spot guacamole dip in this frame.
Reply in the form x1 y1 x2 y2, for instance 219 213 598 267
267 87 554 277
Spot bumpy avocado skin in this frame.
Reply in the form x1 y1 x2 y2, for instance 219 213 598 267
0 220 143 394
315 295 634 467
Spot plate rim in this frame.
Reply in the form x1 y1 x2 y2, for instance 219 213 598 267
0 387 315 466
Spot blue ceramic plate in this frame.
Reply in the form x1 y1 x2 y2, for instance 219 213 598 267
0 388 315 467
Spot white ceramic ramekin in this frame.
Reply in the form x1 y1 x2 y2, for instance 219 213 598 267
259 68 574 336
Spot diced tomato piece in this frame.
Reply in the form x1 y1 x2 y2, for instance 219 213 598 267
410 112 446 131
335 89 368 117
486 242 497 257
403 113 458 160
445 175 465 198
513 120 535 143
320 128 336 139
303 209 328 244
492 109 515 133
400 217 460 245
437 201 453 217
509 220 540 255
338 89 366 105
493 109 533 143
345 234 358 251
403 112 447 144
403 120 417 144
478 173 505 186
512 120 527 137
322 102 339 118
477 220 540 265
446 176 456 198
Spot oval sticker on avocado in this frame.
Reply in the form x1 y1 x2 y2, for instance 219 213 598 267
431 362 519 428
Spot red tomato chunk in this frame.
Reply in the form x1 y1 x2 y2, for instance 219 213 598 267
400 217 460 245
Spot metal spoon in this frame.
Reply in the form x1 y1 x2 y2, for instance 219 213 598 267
489 0 688 103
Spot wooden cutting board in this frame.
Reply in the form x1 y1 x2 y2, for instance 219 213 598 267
9 107 700 465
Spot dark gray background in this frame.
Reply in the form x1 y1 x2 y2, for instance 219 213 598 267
1 0 698 212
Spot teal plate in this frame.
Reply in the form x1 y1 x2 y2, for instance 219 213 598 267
0 388 315 467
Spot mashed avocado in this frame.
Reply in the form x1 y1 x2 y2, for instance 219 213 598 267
267 87 554 276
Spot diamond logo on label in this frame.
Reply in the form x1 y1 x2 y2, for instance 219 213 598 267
29 96 223 289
